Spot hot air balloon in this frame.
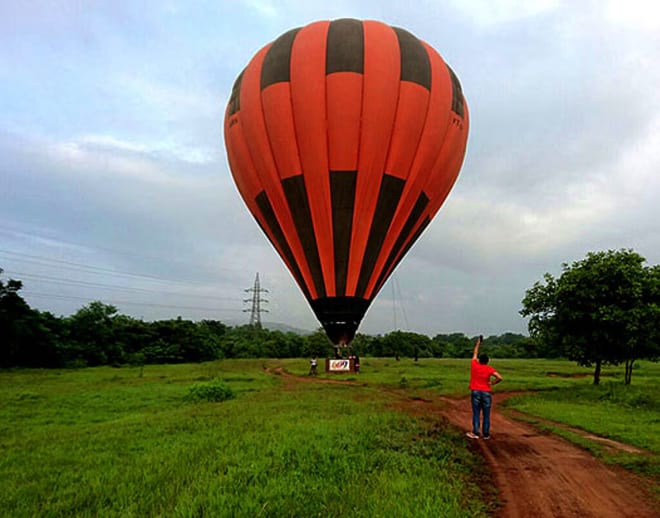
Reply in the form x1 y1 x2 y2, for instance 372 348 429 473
224 18 469 345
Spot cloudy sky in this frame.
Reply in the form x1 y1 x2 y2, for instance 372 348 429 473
2 0 659 337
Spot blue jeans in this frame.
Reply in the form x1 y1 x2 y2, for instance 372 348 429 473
471 390 492 437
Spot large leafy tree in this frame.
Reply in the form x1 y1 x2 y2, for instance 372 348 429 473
521 250 660 384
0 268 32 367
0 269 62 367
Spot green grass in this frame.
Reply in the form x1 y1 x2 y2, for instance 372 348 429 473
0 360 488 517
505 381 660 452
1 358 658 516
289 357 626 394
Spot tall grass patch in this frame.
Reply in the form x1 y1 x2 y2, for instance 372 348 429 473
184 379 235 402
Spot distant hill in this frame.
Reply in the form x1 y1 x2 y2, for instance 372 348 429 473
262 322 314 335
223 319 313 335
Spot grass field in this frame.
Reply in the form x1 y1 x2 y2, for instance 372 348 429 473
502 362 660 480
1 358 658 516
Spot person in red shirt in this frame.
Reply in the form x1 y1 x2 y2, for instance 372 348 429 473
467 335 503 440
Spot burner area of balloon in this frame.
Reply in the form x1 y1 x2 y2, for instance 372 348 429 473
224 18 469 345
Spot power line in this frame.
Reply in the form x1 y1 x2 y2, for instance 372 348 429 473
4 270 241 302
0 225 232 274
21 291 244 313
2 249 249 317
0 249 201 285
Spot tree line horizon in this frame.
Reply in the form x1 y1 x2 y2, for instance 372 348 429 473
2 248 658 384
0 275 538 367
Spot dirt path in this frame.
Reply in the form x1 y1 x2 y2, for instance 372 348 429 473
267 367 658 517
407 394 658 518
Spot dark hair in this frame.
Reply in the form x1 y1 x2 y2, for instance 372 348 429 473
479 354 489 365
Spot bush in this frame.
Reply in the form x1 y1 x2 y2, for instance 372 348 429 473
184 379 235 403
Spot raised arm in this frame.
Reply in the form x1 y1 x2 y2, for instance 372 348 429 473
472 335 483 360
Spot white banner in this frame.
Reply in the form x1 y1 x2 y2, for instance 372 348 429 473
328 359 351 372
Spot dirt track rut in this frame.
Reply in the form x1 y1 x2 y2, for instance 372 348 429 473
423 395 658 517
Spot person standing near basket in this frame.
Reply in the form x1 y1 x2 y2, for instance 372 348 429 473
467 335 503 440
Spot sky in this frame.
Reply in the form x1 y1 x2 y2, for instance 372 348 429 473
2 0 659 338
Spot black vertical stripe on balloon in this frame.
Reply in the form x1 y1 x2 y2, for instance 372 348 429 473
373 192 429 295
447 65 465 118
261 28 300 90
227 69 244 116
281 175 326 299
255 190 311 300
330 170 357 296
356 174 406 298
326 19 364 74
393 28 431 90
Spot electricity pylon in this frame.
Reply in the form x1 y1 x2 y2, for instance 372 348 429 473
244 272 268 328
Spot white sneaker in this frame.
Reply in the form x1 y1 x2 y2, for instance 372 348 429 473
466 432 479 439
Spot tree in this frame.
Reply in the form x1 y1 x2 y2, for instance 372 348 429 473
350 333 377 357
521 249 660 384
302 328 334 358
0 269 34 367
432 333 472 358
381 330 434 359
67 301 120 366
481 333 540 358
621 264 660 383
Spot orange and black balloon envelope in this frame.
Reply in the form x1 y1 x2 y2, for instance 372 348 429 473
224 19 469 344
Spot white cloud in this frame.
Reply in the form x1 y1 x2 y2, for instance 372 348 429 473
114 74 224 121
78 134 216 165
244 0 279 18
45 138 177 186
606 0 660 31
448 0 560 27
608 119 660 202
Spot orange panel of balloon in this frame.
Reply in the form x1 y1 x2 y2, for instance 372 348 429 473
224 19 469 345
